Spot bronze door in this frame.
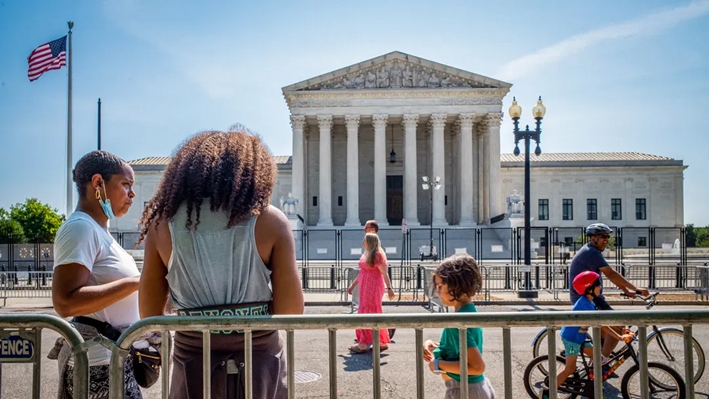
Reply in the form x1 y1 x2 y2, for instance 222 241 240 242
386 175 403 226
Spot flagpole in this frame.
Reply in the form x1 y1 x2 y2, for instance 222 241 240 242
66 21 74 218
98 98 102 150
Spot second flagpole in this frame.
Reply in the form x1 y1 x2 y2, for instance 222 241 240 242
66 21 74 218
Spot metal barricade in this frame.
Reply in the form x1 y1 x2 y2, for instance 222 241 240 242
344 267 359 313
0 314 89 399
106 310 709 399
696 264 709 301
298 265 341 292
419 266 447 312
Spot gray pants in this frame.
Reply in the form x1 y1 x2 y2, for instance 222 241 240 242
444 377 496 399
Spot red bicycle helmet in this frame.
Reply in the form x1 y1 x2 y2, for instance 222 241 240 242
573 271 600 296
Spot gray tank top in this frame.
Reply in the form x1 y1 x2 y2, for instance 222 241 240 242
167 204 272 310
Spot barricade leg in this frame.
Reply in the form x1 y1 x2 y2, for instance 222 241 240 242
32 328 42 399
328 329 337 399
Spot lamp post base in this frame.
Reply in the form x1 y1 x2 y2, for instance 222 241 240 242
517 290 539 299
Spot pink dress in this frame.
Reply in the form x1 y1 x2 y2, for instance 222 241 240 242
355 252 391 346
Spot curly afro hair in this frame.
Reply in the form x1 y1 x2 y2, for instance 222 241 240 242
432 253 483 301
138 129 277 243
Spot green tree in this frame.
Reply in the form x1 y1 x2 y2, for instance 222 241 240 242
685 224 696 247
0 209 26 243
696 227 709 248
9 198 64 243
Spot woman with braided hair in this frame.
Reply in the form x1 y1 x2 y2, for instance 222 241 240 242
51 150 143 398
138 129 304 399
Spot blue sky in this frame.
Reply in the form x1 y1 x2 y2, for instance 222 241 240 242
1 0 708 225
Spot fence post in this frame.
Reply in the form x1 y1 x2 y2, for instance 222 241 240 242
330 265 336 290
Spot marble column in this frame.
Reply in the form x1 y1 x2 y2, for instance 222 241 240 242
290 115 306 221
317 115 333 226
458 113 476 226
373 114 389 227
486 113 504 220
478 126 489 224
403 114 420 226
430 113 447 226
345 115 361 226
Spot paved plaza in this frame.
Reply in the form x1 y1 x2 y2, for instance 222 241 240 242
1 296 708 398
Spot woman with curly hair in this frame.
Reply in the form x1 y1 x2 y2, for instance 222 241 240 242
138 129 304 399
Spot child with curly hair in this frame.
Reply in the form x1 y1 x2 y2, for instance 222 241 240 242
422 254 496 399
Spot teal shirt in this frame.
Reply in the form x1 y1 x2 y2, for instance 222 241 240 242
432 302 485 384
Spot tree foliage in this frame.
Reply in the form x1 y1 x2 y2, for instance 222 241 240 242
7 198 64 242
696 227 709 248
686 224 709 248
0 214 26 243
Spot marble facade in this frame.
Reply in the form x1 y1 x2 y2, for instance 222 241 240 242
283 51 511 228
119 52 687 233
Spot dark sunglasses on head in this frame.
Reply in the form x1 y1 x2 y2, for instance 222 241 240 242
597 234 611 239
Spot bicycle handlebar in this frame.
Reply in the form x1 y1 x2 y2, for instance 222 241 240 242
620 291 660 309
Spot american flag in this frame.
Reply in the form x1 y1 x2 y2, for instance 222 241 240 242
27 36 67 82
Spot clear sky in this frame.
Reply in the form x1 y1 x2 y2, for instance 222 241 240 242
1 0 708 225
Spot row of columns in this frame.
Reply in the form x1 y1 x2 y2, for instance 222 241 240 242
290 113 503 227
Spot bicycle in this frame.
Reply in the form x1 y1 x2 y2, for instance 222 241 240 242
524 330 687 398
530 292 705 384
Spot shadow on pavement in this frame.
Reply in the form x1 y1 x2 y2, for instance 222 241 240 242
339 353 390 372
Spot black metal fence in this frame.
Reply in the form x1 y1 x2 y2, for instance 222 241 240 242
1 226 705 270
100 226 699 266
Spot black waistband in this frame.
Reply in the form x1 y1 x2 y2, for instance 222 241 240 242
72 316 122 341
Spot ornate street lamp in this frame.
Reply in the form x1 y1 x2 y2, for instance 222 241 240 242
389 125 396 163
421 176 441 261
511 96 546 298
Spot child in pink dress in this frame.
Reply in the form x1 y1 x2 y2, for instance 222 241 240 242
347 233 395 353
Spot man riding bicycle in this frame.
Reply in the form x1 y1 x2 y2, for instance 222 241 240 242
568 223 649 361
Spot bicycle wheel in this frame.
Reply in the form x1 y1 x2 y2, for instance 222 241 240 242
621 362 686 399
532 328 587 375
533 328 565 358
523 355 578 399
646 327 705 384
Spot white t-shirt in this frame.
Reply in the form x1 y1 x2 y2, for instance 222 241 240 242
54 211 141 365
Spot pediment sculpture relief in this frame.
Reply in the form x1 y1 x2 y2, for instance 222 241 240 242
307 60 491 91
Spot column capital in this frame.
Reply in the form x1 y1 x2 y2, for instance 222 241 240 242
476 121 490 137
344 114 360 129
290 115 306 130
372 114 388 129
430 113 447 129
459 113 476 130
317 115 333 129
484 112 503 128
452 119 461 138
403 114 419 128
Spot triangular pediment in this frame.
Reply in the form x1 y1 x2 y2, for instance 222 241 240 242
282 51 511 92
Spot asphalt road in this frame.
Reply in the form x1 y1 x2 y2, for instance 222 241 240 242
1 304 708 399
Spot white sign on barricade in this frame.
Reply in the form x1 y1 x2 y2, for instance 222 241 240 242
0 331 35 361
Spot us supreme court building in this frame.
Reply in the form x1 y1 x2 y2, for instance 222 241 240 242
123 52 686 248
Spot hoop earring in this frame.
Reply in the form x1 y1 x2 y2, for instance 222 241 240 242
95 187 101 200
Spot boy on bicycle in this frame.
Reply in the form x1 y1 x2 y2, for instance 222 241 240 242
569 223 648 360
540 271 634 398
